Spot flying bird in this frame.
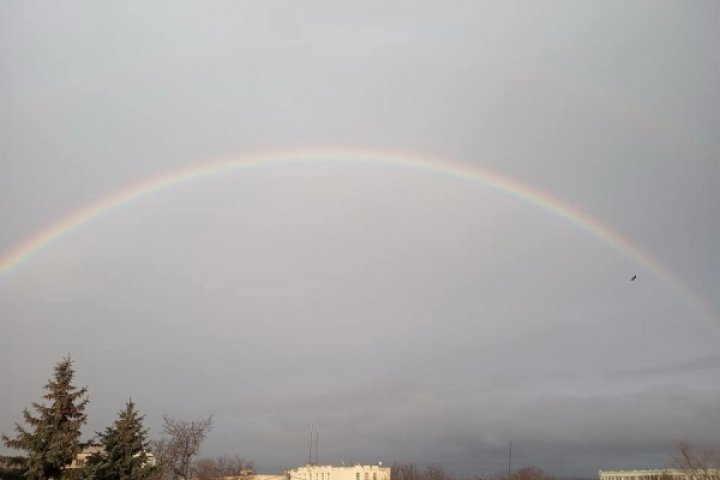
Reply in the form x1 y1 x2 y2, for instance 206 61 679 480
631 275 637 281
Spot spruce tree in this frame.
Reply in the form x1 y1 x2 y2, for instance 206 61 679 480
2 356 89 480
88 399 155 480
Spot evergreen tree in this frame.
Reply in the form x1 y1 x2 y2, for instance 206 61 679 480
88 400 155 480
2 356 89 480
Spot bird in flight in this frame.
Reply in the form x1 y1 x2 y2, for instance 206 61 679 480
631 275 637 281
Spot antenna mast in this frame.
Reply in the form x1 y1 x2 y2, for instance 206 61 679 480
507 441 512 480
309 424 313 465
315 424 319 465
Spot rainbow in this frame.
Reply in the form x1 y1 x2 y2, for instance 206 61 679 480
0 148 714 322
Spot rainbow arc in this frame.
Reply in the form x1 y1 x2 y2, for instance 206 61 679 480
0 148 713 323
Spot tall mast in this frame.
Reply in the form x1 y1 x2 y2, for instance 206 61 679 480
508 441 512 480
309 424 313 465
315 424 319 465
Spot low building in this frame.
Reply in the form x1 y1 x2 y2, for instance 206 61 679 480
288 464 391 480
68 443 156 469
68 444 104 468
256 476 289 480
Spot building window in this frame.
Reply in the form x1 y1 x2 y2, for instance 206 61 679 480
357 473 360 480
374 474 377 480
365 473 369 480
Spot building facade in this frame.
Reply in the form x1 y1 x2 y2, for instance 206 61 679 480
67 444 104 468
68 444 156 469
288 464 390 480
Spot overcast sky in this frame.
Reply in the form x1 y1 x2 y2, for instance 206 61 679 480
2 1 719 477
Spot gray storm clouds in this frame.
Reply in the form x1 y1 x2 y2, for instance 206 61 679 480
1 1 719 477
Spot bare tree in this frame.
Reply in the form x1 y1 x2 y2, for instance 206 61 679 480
424 465 451 480
391 464 423 480
390 464 452 480
154 415 213 480
195 455 254 480
674 441 720 480
491 466 553 480
392 463 551 480
194 458 221 480
512 467 554 480
217 455 254 479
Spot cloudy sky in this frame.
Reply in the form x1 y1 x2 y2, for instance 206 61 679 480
1 1 719 477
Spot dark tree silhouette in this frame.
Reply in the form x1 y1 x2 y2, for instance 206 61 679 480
88 399 156 480
2 357 89 480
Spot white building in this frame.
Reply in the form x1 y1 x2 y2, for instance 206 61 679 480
68 444 105 468
68 443 156 469
288 464 391 480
